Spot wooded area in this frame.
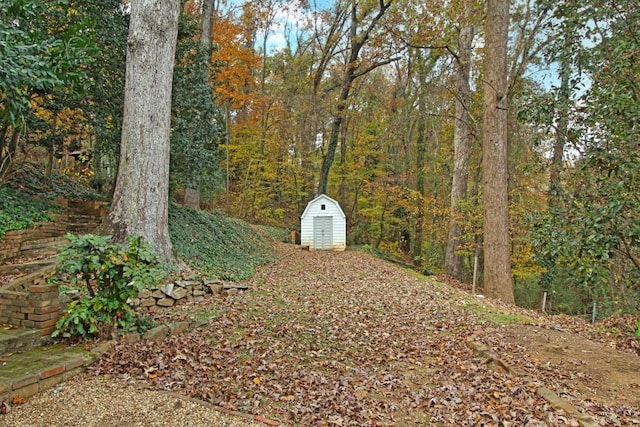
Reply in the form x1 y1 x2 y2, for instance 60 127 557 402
1 0 638 317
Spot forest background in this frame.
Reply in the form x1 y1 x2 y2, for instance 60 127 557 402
1 0 638 320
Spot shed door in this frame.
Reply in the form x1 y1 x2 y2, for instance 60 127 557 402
313 216 333 250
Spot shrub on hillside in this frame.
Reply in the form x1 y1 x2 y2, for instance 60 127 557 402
52 234 166 339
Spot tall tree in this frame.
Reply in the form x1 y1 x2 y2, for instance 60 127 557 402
317 0 400 195
444 2 476 281
171 4 223 210
106 0 180 263
482 0 514 303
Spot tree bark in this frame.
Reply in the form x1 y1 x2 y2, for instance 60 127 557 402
482 0 514 303
413 107 426 268
200 0 214 50
444 19 475 281
176 0 216 211
106 0 180 264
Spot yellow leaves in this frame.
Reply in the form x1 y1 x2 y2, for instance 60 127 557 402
211 16 262 109
279 395 295 401
252 376 261 385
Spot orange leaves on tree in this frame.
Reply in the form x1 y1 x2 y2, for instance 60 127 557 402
210 17 263 110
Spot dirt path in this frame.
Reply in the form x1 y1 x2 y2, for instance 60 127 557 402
487 324 640 409
5 246 640 426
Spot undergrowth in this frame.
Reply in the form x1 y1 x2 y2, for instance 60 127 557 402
169 203 278 280
0 185 62 238
255 224 292 243
6 162 104 200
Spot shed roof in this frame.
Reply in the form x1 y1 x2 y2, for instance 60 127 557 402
301 194 346 219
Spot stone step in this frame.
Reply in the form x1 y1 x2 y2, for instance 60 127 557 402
0 258 57 275
0 327 43 357
19 236 68 252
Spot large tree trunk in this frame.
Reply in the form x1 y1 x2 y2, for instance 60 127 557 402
444 20 475 281
106 0 180 264
482 0 514 303
200 0 214 49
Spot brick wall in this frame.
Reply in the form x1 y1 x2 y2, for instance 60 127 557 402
0 198 107 263
0 266 60 336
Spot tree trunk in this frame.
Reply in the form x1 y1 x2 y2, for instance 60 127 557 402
413 115 426 268
482 0 514 303
183 188 201 210
444 20 475 281
177 0 216 211
46 111 58 178
200 0 214 49
550 33 571 204
106 0 180 264
318 78 349 195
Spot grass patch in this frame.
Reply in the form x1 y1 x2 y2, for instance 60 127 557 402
169 203 279 281
194 307 220 321
461 300 534 325
255 224 291 243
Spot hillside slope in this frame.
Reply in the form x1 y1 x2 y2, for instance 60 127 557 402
81 246 640 426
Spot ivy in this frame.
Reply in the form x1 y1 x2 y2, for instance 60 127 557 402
0 185 62 238
170 12 223 197
169 204 277 281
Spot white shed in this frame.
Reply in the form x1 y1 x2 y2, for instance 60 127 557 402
300 194 346 250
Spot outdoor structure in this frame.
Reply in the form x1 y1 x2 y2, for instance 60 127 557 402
300 194 346 250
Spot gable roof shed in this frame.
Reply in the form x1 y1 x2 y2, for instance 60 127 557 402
300 194 346 250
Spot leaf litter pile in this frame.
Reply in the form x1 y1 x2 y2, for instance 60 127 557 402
93 247 640 426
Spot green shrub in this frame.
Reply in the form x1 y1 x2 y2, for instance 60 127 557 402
52 234 166 339
514 277 542 310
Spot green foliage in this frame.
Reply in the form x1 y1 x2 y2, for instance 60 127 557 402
529 0 640 317
170 12 223 197
169 204 277 280
0 0 95 127
78 0 128 191
256 225 292 243
0 185 62 238
52 234 166 339
635 319 640 339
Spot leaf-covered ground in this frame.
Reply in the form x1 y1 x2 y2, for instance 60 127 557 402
93 246 640 426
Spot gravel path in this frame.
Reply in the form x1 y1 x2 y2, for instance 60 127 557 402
3 245 639 426
1 375 265 427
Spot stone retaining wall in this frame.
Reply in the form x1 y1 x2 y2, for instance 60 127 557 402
130 279 223 311
1 266 223 337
